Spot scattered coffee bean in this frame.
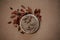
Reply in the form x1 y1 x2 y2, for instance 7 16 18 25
20 31 25 34
10 15 16 18
18 26 21 31
21 5 26 9
8 21 12 24
10 7 13 10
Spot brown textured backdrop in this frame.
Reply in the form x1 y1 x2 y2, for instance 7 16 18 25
0 0 60 40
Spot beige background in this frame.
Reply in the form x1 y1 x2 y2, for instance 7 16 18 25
0 0 60 40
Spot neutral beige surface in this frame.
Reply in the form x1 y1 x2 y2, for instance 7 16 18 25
0 0 60 40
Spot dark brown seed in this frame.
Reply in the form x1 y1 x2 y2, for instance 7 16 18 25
17 9 19 11
36 15 41 21
34 9 38 14
21 5 26 9
34 9 41 14
28 7 32 12
20 31 25 34
17 13 21 16
13 24 17 27
18 26 21 31
10 15 16 18
39 16 41 21
11 11 17 14
10 7 13 10
20 9 25 12
8 21 12 24
38 9 40 13
13 19 17 24
15 25 17 27
16 17 20 25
